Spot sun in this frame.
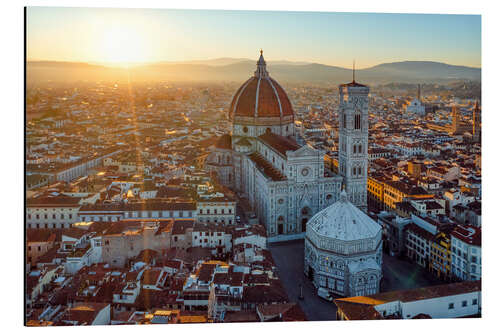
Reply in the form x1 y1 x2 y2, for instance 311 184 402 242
99 25 150 65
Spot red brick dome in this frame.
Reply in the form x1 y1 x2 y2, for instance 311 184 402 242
229 51 294 123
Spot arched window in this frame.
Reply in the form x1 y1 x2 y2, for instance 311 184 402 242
355 114 361 130
243 126 248 133
266 127 271 133
343 113 346 128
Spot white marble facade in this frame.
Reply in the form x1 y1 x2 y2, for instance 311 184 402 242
338 82 370 211
204 53 369 243
304 191 383 297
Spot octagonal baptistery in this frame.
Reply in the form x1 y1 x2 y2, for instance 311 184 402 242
229 50 295 142
304 191 383 297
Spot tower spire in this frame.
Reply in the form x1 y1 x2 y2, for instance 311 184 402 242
352 59 356 83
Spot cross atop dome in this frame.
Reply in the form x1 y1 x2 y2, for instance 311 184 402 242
255 49 269 78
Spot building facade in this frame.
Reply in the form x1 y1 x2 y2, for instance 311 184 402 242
204 52 370 242
338 78 370 211
205 51 356 242
304 191 383 297
451 225 481 281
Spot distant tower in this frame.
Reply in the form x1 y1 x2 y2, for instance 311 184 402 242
417 84 421 101
473 100 481 142
451 106 460 134
338 63 369 211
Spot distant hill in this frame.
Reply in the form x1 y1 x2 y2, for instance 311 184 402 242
27 59 481 84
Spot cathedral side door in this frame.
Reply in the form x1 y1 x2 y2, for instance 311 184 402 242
308 266 314 281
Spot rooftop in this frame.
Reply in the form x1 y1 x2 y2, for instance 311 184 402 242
307 191 381 242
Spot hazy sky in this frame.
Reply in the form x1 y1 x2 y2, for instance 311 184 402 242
27 7 481 68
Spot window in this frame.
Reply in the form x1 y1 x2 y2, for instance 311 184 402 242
448 303 454 309
462 300 467 307
343 114 346 128
472 299 478 305
355 114 361 129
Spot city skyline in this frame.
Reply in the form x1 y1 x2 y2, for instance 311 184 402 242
27 7 481 68
24 6 483 326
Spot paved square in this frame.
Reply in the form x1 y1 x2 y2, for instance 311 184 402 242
269 239 442 321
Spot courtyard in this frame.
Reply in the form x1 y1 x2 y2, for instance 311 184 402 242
269 239 442 321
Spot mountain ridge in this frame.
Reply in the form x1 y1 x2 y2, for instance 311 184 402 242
27 59 481 84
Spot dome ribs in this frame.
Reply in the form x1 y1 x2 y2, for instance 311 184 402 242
256 78 281 117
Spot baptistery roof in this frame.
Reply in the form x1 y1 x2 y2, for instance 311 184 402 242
307 191 381 242
229 50 294 122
